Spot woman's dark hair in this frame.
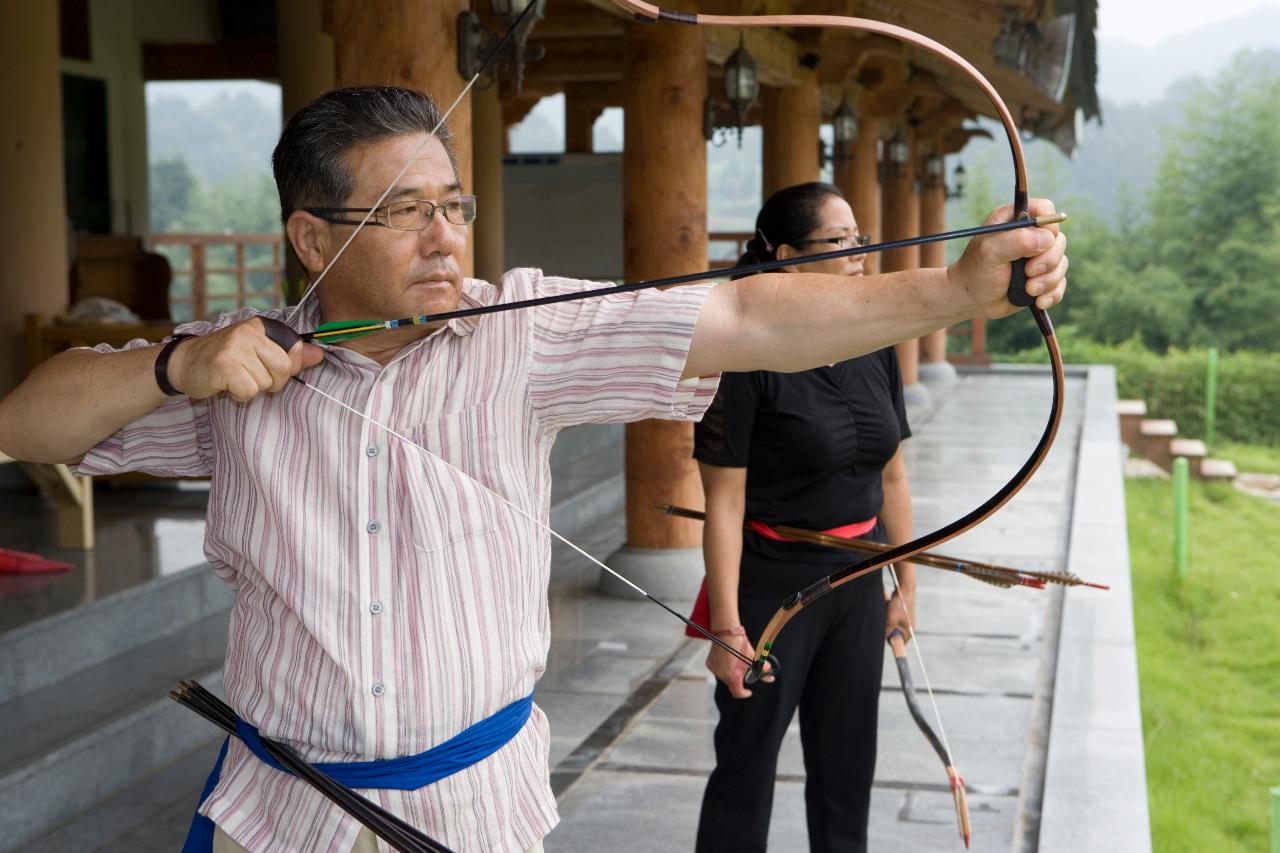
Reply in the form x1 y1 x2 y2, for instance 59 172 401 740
271 86 460 225
733 182 845 279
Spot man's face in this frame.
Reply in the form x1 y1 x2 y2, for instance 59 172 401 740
314 132 468 324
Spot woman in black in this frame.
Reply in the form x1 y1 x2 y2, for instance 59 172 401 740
693 182 917 852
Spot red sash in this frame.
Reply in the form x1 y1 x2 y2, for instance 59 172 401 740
685 516 878 638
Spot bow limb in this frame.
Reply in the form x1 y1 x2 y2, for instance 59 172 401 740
609 0 1065 681
888 628 971 848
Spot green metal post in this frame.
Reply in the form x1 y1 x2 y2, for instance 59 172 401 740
1174 457 1190 580
1272 786 1280 853
1205 347 1219 448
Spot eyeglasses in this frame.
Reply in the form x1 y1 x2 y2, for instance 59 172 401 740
791 233 872 251
306 195 478 231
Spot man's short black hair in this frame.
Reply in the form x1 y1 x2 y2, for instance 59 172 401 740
272 85 460 225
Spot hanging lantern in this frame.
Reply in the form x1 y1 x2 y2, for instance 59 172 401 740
888 132 910 165
949 163 967 200
723 36 759 146
832 98 859 145
925 152 945 183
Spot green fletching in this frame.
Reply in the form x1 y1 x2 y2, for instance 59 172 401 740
310 320 385 342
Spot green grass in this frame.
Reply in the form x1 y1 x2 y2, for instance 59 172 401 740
1218 441 1280 476
1129 450 1280 852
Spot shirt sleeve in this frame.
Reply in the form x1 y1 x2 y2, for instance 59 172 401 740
526 272 722 429
886 348 912 442
72 307 266 478
692 371 760 469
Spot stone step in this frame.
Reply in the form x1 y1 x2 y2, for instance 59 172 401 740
0 562 232 706
0 612 229 852
1117 399 1148 451
1139 419 1178 471
1170 438 1207 477
34 736 224 853
1201 458 1239 480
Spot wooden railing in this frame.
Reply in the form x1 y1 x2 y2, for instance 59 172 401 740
708 231 752 269
149 232 284 321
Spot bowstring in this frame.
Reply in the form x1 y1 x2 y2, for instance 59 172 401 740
297 380 756 668
888 563 960 772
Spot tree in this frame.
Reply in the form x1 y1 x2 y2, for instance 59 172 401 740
150 156 197 232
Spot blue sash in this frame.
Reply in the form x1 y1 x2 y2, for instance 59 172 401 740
183 693 534 852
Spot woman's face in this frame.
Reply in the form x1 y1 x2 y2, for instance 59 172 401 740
777 195 867 277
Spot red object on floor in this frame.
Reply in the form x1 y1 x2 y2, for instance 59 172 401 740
0 548 74 574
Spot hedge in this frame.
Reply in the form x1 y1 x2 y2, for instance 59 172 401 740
994 334 1280 447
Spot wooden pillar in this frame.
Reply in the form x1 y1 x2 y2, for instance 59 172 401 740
277 0 334 298
880 128 922 396
472 85 505 283
564 83 602 154
333 0 474 276
834 112 881 276
919 165 949 365
0 2 67 394
277 0 334 122
761 73 821 197
620 15 706 556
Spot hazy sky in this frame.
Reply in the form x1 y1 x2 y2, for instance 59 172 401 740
1098 0 1280 46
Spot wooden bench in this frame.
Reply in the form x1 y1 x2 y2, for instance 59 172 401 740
0 451 94 550
25 314 177 374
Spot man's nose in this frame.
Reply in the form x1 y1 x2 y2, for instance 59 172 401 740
418 211 459 254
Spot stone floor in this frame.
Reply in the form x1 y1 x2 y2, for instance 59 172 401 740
543 371 1088 853
0 368 1110 852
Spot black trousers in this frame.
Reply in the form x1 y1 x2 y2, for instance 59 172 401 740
695 533 887 853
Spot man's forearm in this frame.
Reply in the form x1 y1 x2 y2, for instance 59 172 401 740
689 267 973 377
0 346 173 463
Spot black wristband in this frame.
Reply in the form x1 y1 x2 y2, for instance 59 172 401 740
154 334 194 396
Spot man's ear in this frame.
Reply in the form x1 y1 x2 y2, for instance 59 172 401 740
286 211 328 275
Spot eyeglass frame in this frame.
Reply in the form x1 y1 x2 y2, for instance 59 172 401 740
305 194 478 231
789 233 872 250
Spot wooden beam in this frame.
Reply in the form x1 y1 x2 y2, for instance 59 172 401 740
142 39 278 81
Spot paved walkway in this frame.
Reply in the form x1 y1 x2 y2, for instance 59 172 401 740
541 370 1091 852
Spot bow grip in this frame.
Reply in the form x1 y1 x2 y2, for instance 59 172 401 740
1006 209 1036 308
260 317 303 352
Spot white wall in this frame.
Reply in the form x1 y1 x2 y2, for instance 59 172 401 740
59 0 216 236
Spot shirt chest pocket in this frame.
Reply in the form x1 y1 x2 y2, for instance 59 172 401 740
398 403 509 553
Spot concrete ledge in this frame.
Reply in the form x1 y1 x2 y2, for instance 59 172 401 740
1038 364 1152 852
0 566 232 705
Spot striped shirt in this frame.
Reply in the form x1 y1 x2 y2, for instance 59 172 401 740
75 269 719 853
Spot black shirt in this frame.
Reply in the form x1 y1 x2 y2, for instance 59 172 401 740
694 348 911 564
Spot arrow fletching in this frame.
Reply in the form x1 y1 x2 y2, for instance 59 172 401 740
305 320 389 343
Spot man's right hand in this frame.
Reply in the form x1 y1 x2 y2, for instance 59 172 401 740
167 318 324 402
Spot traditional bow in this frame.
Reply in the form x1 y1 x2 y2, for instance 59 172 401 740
602 0 1065 684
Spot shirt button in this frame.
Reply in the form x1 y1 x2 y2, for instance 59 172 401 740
365 445 378 457
366 521 380 534
371 682 385 697
369 601 384 615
